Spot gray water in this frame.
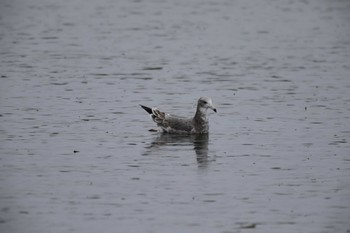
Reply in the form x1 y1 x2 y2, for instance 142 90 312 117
1 0 350 232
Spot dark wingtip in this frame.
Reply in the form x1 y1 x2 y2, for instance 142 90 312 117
140 104 153 114
213 108 217 113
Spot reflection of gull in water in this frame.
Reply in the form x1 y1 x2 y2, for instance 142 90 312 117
193 134 210 165
140 97 217 134
143 134 213 167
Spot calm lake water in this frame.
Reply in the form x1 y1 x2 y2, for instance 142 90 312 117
1 0 350 232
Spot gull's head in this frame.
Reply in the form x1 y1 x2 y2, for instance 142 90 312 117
198 97 217 113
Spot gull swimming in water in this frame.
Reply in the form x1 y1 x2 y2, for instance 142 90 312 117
140 97 217 134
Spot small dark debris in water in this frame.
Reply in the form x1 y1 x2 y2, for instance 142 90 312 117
128 165 140 168
138 77 153 80
1 75 7 78
305 106 307 111
202 199 216 203
149 129 158 132
0 114 3 117
239 223 257 229
73 150 79 153
82 119 90 121
87 195 100 200
271 75 280 79
51 82 68 85
128 143 137 145
271 167 281 170
142 67 163 70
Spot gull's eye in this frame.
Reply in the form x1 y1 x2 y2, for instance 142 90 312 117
203 101 207 104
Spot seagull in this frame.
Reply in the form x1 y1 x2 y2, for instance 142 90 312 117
140 97 217 134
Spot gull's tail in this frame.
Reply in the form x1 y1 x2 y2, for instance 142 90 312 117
140 104 153 114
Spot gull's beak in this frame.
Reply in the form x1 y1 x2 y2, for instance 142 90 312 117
209 105 217 113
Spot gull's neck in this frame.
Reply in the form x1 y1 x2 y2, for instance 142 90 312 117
194 106 207 120
193 106 209 133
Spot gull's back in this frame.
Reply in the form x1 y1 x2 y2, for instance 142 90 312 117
161 114 193 133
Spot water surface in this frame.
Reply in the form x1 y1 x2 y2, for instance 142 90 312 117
1 0 350 232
